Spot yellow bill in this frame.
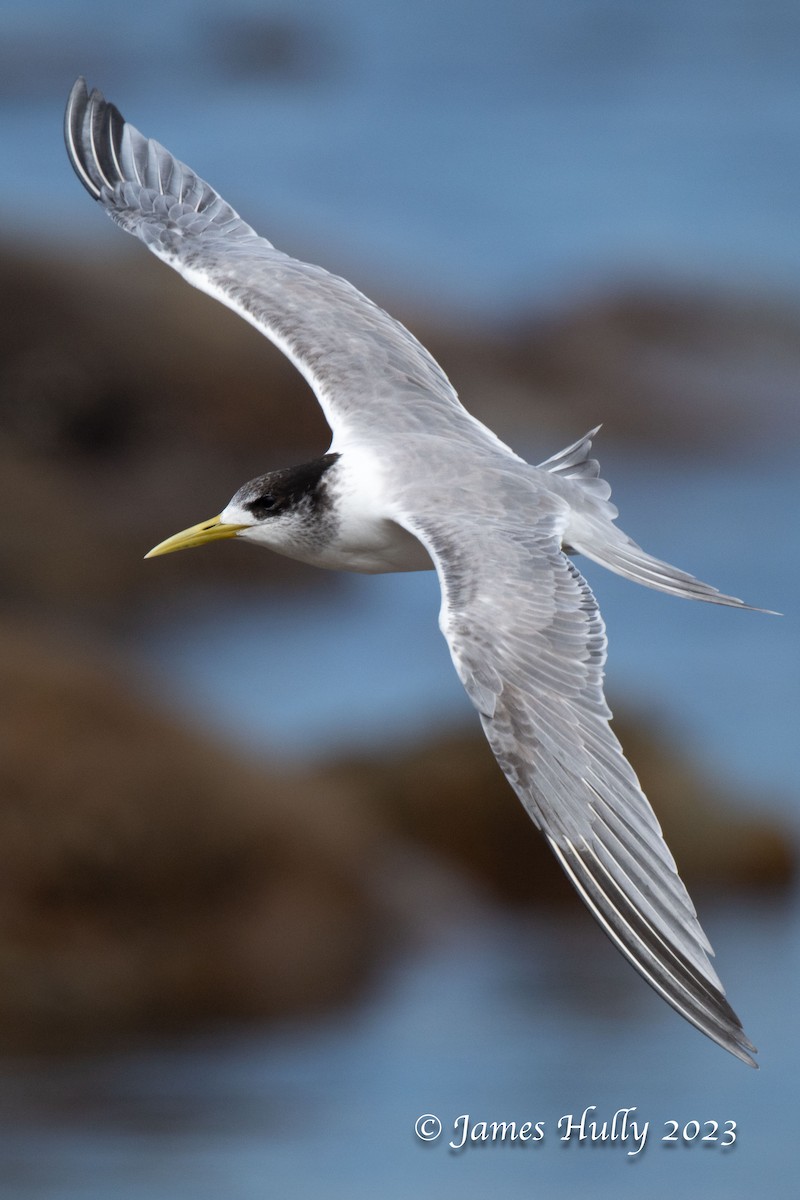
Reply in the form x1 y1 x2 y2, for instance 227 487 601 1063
145 515 247 559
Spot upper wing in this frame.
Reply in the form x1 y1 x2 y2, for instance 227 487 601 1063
402 497 757 1067
64 79 510 456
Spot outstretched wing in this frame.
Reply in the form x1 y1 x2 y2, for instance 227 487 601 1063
64 78 510 456
402 497 757 1067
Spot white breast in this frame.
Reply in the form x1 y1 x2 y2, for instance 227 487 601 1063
320 450 433 574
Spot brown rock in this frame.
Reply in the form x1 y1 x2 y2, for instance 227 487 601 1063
0 617 381 1050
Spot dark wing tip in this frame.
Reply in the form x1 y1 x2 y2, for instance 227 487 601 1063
64 77 126 200
550 836 758 1067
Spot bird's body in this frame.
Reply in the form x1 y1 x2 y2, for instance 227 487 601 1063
65 78 765 1067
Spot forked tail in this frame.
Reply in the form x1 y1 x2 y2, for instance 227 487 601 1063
567 516 769 608
540 429 775 612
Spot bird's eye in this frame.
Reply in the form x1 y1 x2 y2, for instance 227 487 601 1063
248 493 277 515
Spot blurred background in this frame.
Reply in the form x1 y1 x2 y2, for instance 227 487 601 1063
0 0 797 1197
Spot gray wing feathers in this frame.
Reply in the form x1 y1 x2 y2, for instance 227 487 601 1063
538 425 614 503
407 506 756 1066
65 78 258 241
64 79 490 447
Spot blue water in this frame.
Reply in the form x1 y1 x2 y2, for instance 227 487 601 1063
0 893 796 1200
2 2 798 1196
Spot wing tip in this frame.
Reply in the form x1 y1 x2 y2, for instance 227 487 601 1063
726 1036 759 1069
64 76 127 201
64 79 259 245
64 76 97 198
549 834 758 1068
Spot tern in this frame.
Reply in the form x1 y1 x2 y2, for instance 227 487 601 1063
65 77 765 1067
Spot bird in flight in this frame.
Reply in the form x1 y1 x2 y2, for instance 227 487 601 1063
65 77 764 1067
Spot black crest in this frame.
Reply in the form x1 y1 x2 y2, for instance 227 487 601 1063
238 453 340 518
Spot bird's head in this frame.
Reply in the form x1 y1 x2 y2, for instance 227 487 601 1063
145 453 340 561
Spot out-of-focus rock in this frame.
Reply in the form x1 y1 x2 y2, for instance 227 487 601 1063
331 719 794 905
0 617 381 1051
